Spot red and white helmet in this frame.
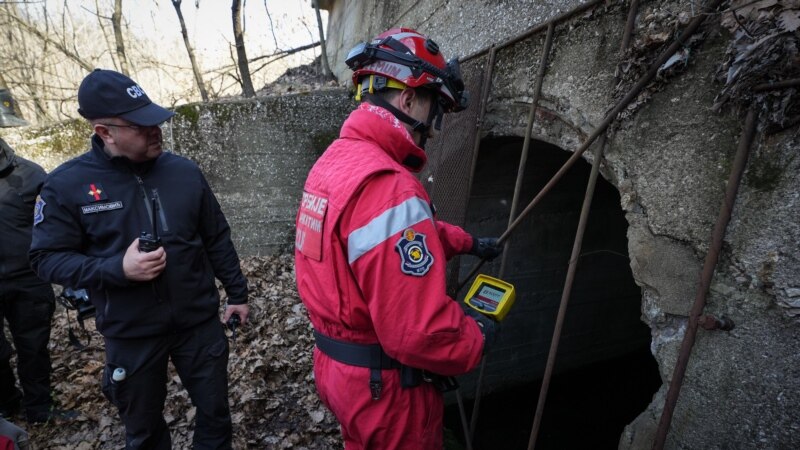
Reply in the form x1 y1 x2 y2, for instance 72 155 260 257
345 28 468 113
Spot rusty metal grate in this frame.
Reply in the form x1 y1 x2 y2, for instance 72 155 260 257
419 56 487 228
413 1 748 448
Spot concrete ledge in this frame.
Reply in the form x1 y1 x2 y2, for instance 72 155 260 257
168 90 354 256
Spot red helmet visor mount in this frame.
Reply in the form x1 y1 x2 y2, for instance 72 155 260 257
346 28 468 113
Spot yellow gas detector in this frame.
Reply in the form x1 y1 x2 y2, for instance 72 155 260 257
464 274 516 322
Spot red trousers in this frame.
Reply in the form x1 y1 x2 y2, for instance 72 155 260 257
313 349 444 449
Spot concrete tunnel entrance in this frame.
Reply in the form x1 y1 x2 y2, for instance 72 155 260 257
444 137 661 449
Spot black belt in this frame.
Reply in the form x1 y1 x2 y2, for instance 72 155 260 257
313 330 401 370
313 330 459 398
314 330 417 400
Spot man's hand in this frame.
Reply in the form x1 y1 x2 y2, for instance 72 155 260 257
465 308 499 353
469 236 503 260
223 303 249 326
123 238 166 281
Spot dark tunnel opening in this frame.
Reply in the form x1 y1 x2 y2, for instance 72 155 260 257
443 137 661 449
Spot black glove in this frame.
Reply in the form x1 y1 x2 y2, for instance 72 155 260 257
465 308 498 353
470 236 503 260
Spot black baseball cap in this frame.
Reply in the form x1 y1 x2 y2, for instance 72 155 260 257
77 69 175 126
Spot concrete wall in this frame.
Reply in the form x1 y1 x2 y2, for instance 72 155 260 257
4 0 798 447
322 0 800 448
1 120 92 172
323 0 587 87
166 90 354 255
166 92 353 255
5 90 354 257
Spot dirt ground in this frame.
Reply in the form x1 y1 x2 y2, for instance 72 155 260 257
6 254 342 449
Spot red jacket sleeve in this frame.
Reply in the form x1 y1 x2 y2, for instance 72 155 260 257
435 220 473 260
341 173 484 376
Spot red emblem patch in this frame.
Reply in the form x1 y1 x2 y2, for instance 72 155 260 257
83 183 108 202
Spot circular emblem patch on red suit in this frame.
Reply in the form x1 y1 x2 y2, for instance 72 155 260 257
396 228 434 276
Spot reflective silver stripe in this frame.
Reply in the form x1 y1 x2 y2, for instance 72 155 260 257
348 197 433 264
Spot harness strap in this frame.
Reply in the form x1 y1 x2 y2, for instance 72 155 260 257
313 330 459 397
314 330 404 400
313 330 401 369
363 92 428 135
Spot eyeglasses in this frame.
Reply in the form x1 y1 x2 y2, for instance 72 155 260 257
99 123 142 131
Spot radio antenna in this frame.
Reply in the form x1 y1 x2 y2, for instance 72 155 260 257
151 194 159 239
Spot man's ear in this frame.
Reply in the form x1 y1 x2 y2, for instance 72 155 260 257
398 88 417 115
93 123 113 144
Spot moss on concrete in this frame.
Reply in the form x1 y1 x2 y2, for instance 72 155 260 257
6 118 91 171
746 152 792 192
311 129 339 156
208 102 240 128
174 104 200 129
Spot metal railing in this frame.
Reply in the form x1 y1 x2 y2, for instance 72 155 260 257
422 0 776 448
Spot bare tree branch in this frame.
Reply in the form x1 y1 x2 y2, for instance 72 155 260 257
3 6 93 71
204 41 319 75
312 0 333 80
231 0 255 97
92 0 120 71
263 0 279 50
112 0 130 75
80 4 111 19
170 0 209 101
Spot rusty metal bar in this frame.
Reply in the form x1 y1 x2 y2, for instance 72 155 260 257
466 341 487 444
455 390 473 450
753 78 800 92
465 24 558 446
465 46 498 207
698 314 735 331
620 0 640 52
765 115 800 135
615 0 639 82
527 134 606 450
652 106 758 450
455 46 497 297
461 0 605 64
499 22 556 275
458 0 725 291
455 45 497 450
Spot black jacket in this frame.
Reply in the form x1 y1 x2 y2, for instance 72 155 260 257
30 135 248 339
0 138 46 279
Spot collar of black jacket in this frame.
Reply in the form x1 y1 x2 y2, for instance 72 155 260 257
0 137 17 176
91 133 157 175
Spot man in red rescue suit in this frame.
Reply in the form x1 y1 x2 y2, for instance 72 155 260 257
294 28 503 449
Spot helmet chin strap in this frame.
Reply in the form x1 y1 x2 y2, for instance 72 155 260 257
364 92 440 150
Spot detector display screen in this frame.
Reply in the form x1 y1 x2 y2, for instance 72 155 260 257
464 274 516 321
469 282 507 312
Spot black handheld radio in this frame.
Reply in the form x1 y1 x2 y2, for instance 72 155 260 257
138 194 162 252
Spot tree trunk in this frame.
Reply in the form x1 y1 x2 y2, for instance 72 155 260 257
112 0 130 75
94 0 119 71
231 0 255 97
171 0 209 102
312 0 334 81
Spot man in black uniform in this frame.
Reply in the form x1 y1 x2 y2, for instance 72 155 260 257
0 89 73 424
29 69 249 449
